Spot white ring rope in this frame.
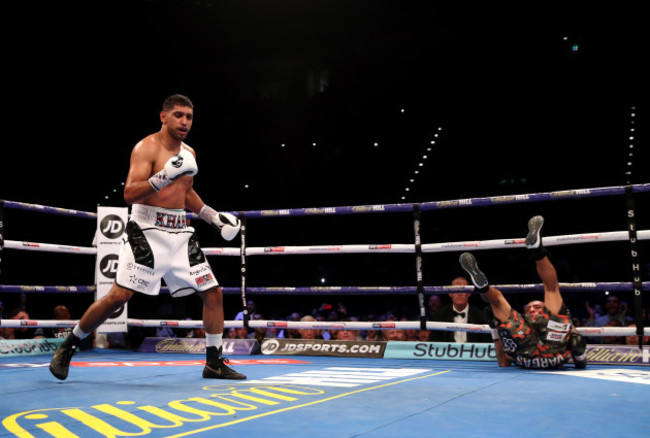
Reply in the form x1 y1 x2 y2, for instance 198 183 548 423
3 240 96 254
5 229 649 256
1 318 647 337
206 230 650 255
2 281 648 295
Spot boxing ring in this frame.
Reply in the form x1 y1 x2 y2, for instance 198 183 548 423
1 183 650 437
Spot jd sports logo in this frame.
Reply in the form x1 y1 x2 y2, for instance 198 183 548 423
100 255 120 279
261 339 280 354
100 215 125 239
171 154 183 168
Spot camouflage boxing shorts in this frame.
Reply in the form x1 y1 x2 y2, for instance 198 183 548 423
496 305 573 369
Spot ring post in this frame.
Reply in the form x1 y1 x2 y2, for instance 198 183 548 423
625 186 644 349
413 204 427 330
624 105 644 349
239 212 250 328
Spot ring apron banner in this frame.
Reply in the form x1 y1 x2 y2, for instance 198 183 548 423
95 207 129 333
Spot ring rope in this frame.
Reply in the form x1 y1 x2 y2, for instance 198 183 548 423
4 183 650 220
2 200 97 219
229 282 650 295
1 318 647 337
0 285 96 293
2 282 648 295
205 230 650 256
191 183 650 219
3 240 96 254
5 229 649 257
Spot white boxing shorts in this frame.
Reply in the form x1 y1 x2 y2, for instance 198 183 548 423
115 204 219 297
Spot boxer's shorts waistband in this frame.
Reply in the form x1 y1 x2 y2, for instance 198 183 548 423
131 204 187 229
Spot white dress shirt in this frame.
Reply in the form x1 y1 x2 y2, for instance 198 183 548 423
453 305 469 343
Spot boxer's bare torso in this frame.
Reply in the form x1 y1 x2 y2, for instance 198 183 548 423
123 105 197 210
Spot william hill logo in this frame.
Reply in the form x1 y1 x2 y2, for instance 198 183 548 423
3 385 326 437
155 338 205 353
2 368 432 436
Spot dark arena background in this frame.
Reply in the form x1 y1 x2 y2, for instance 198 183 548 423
0 2 649 437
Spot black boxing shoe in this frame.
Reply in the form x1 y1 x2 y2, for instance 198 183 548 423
568 333 587 369
525 215 549 260
49 335 79 380
459 252 489 293
525 215 544 248
203 346 247 380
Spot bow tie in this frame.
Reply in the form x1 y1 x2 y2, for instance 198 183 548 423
453 311 466 318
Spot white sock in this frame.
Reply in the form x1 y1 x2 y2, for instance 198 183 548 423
205 333 223 349
72 325 89 340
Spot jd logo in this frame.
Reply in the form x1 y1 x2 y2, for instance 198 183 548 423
261 338 280 354
100 215 125 239
100 255 120 279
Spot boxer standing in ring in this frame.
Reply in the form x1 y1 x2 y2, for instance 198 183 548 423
50 94 246 380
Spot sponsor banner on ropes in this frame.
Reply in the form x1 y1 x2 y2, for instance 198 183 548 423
384 341 498 361
95 206 129 333
0 338 63 357
137 337 259 355
260 338 385 358
584 345 650 366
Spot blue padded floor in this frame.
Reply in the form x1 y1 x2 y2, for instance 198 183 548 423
1 349 649 438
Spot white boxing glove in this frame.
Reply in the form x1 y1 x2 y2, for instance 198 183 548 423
149 149 198 192
199 205 241 241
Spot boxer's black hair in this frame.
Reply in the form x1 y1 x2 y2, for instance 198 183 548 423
163 94 193 111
